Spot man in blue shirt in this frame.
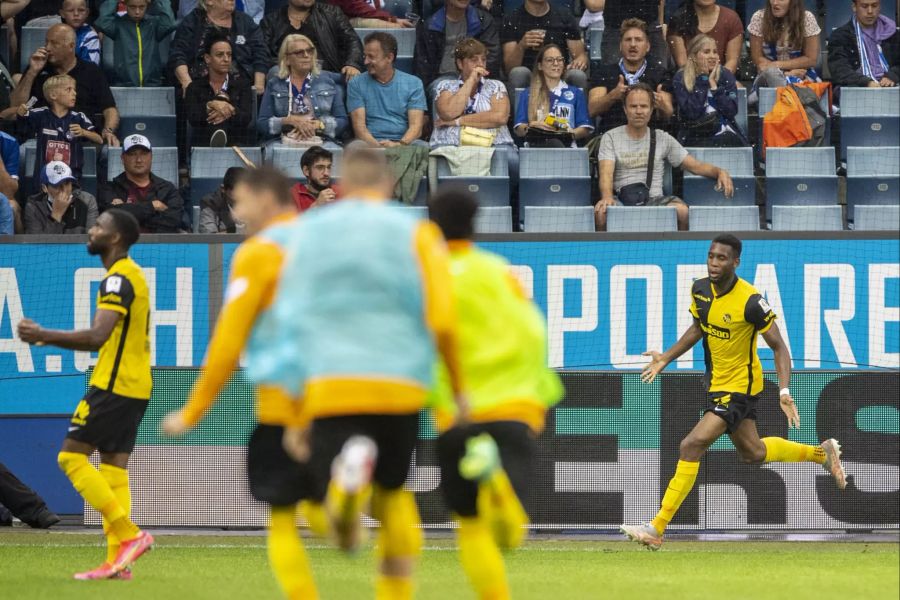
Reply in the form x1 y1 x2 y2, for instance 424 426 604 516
0 131 20 232
347 32 428 146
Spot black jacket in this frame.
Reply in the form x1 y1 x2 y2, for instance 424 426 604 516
24 190 98 234
414 6 502 88
184 76 254 147
260 4 363 72
168 8 270 81
98 172 184 233
827 21 900 87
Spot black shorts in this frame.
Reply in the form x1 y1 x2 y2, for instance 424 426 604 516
704 392 759 433
66 387 149 454
436 421 536 518
308 414 419 502
246 424 315 506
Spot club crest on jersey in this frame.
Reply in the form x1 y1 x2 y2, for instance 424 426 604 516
722 313 732 324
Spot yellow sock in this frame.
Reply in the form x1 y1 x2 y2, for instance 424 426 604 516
300 500 330 538
58 452 139 542
651 459 700 535
375 575 413 600
372 487 422 600
100 464 131 564
480 469 528 550
268 505 318 600
762 437 826 464
457 517 510 600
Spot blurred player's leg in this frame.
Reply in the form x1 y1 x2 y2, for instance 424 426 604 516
371 486 422 600
327 435 376 552
268 504 318 600
101 463 131 573
457 517 510 600
299 500 330 539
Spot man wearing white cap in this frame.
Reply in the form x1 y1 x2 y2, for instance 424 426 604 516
98 135 184 233
24 160 99 234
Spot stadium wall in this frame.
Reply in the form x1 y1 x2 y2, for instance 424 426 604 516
1 233 898 524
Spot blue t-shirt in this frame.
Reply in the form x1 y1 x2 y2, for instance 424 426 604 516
19 107 96 187
0 193 13 235
347 70 427 141
0 132 19 180
514 81 592 132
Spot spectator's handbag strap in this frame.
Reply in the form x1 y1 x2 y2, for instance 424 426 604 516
645 128 656 192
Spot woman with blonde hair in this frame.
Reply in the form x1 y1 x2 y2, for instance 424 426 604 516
257 34 348 147
673 34 746 147
513 44 593 147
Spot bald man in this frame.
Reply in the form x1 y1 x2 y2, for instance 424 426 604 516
12 24 120 146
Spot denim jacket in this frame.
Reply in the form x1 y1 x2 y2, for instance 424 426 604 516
257 72 349 142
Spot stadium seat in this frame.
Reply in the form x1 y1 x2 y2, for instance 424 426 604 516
759 87 831 150
854 204 900 231
588 26 604 62
735 87 748 138
606 206 677 232
355 28 415 73
771 205 844 231
764 147 839 221
20 26 49 72
393 204 429 219
838 88 900 160
381 0 413 17
111 87 177 148
683 147 755 206
107 146 179 185
267 145 343 182
190 147 262 206
475 206 513 233
689 206 760 231
23 142 96 197
518 148 591 208
523 206 594 232
431 148 510 207
846 146 900 222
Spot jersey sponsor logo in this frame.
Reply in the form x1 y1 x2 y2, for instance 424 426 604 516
235 35 246 45
700 322 731 339
42 128 59 137
71 399 90 426
99 292 123 305
758 297 772 313
105 276 122 293
693 292 711 303
722 313 732 324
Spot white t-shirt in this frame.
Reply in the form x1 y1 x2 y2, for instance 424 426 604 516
598 126 688 198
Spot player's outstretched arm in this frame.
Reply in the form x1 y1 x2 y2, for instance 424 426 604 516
762 321 799 428
641 322 703 384
17 310 120 352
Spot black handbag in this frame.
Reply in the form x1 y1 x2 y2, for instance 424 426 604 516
524 127 574 148
617 128 656 206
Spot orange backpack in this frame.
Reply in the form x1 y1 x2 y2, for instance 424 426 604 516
762 82 832 157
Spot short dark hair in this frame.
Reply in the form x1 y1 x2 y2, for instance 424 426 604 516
222 166 244 191
300 146 333 172
711 233 742 257
364 31 397 61
204 32 231 56
105 208 140 249
235 166 294 207
624 82 656 108
428 186 478 241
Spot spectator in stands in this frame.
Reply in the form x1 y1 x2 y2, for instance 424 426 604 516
329 0 415 28
199 165 245 232
828 0 899 88
60 0 100 65
291 145 341 211
0 131 21 233
513 43 592 146
501 0 587 89
13 74 103 190
347 32 427 147
667 0 743 74
184 34 254 147
594 83 733 231
179 0 265 22
414 0 501 96
24 161 99 234
169 0 269 96
95 0 178 87
260 0 364 81
588 18 673 135
673 35 746 147
257 34 349 146
11 24 120 145
98 134 184 232
599 0 667 68
748 0 821 90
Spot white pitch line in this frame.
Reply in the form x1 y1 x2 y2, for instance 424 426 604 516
0 543 625 552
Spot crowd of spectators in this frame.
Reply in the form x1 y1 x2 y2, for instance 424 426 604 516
0 0 898 233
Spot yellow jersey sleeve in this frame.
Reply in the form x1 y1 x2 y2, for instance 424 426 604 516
96 273 135 316
181 239 284 427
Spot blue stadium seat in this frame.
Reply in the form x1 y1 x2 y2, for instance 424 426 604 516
683 147 755 206
23 142 96 196
523 206 594 232
839 88 900 160
107 146 179 185
432 148 509 207
475 206 513 233
267 145 343 182
772 205 844 231
112 87 177 148
20 26 49 72
355 28 415 73
735 87 748 138
854 204 900 231
519 148 591 208
190 147 262 206
764 147 839 221
606 206 677 232
846 146 900 221
759 87 832 149
689 206 760 231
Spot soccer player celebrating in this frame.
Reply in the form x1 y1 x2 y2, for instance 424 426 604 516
427 188 564 600
261 148 466 600
160 167 324 599
621 234 847 550
17 209 154 579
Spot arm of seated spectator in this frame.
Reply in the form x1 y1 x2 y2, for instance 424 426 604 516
502 40 525 74
147 182 184 232
0 0 30 20
457 92 510 129
748 34 771 70
399 109 425 145
589 76 626 117
584 0 605 11
827 28 876 87
323 83 350 140
0 159 18 200
712 70 738 119
11 48 49 107
566 39 588 72
102 107 121 147
654 85 674 119
681 154 734 197
668 34 688 69
724 35 742 74
350 108 381 146
775 34 819 71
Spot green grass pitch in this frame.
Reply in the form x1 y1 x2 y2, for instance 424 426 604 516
1 531 897 599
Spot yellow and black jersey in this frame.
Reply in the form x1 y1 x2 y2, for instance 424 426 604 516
689 276 776 397
88 256 152 399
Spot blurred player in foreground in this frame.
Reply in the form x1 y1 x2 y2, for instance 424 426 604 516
427 188 564 600
161 167 326 599
261 148 466 600
621 234 847 550
17 209 154 579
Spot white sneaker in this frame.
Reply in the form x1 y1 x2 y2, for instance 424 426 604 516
332 436 377 494
620 522 663 550
821 438 847 490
